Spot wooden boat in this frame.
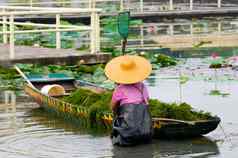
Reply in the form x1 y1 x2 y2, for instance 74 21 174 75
22 72 220 139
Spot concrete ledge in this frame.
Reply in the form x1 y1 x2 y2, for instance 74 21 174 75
0 44 112 67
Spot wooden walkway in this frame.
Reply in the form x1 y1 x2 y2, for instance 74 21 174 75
16 8 238 22
130 8 238 18
0 44 111 67
150 33 238 50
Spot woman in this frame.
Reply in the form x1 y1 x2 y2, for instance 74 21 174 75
105 55 153 146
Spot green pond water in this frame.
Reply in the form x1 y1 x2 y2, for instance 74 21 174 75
0 59 238 158
1 15 238 157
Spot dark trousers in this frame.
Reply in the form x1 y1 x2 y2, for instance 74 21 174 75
111 104 153 146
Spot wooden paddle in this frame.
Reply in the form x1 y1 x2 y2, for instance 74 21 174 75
14 65 36 89
153 118 195 125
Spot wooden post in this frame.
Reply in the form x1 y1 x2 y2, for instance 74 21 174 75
4 91 16 106
88 0 92 8
90 0 97 54
140 25 144 47
169 24 174 35
120 0 124 11
169 0 173 11
190 0 193 10
218 22 222 34
30 0 33 7
90 11 96 54
140 0 144 13
2 9 7 44
95 12 100 53
56 14 61 49
218 0 221 8
92 0 96 9
190 23 193 35
9 15 15 59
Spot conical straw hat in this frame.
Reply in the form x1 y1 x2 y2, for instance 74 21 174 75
105 55 152 84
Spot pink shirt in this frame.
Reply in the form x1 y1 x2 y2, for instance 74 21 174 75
112 82 149 106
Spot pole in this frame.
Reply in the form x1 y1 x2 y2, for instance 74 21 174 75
169 24 174 35
2 9 7 44
14 65 36 89
190 23 193 35
218 0 221 8
169 0 173 11
140 0 144 13
95 12 100 53
122 38 127 55
9 15 15 59
30 0 33 7
56 14 61 49
140 25 144 47
120 0 124 11
190 0 193 10
90 11 96 54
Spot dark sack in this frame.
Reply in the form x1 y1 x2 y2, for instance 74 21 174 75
111 104 153 146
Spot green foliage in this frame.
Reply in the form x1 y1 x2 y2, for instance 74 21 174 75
209 63 222 69
156 54 177 67
149 99 213 121
0 66 18 80
63 88 213 122
64 88 101 107
193 41 212 49
7 20 83 49
0 66 22 90
17 64 45 75
101 16 143 46
179 75 189 84
139 53 177 67
63 88 112 122
207 57 226 69
209 90 230 97
101 47 122 57
17 64 114 90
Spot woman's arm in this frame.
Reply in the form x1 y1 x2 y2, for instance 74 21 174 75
111 99 119 113
111 84 122 113
142 83 150 105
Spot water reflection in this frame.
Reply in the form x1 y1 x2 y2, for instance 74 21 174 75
29 108 219 158
0 91 17 136
130 17 238 49
28 108 111 136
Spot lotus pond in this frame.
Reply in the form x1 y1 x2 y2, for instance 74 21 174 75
0 55 238 157
2 15 238 157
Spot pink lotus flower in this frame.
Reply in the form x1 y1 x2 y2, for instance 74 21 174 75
228 56 238 62
211 53 219 59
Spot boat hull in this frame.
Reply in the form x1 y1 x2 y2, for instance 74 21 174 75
25 84 220 139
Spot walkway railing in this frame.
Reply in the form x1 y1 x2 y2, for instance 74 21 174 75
0 6 101 59
127 20 238 49
1 0 237 13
